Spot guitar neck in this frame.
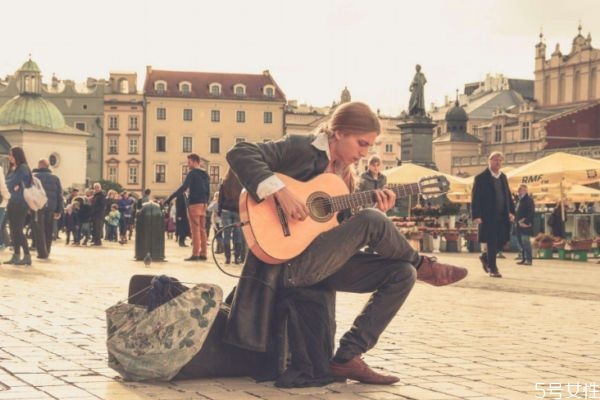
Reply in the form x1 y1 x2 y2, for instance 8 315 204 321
330 183 420 212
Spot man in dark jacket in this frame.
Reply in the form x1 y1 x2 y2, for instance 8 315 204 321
90 182 107 246
165 153 210 261
358 155 387 192
515 184 535 265
471 151 515 278
32 158 64 259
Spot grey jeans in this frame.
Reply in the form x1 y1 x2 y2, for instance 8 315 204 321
282 208 419 359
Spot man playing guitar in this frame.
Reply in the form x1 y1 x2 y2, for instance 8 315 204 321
224 101 467 385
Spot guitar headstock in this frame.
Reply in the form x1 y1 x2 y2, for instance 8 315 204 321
418 175 450 199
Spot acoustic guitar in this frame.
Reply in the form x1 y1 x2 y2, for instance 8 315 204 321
239 173 449 264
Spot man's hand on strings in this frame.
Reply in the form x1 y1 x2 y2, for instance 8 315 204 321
273 187 309 221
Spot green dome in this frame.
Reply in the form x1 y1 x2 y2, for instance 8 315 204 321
20 59 41 72
0 94 65 130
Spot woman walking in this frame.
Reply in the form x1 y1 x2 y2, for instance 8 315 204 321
5 147 33 266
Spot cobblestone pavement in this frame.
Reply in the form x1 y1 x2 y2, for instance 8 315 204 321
0 238 598 400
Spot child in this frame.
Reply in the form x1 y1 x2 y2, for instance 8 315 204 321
63 204 80 245
105 204 121 242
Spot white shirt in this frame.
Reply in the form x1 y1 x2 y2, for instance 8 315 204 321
255 132 331 200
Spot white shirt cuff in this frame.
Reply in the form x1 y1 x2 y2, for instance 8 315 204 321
256 175 285 200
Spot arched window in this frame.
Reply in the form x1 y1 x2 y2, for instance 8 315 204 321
263 85 275 97
210 83 221 96
119 78 129 94
180 82 191 95
234 84 246 96
155 81 167 95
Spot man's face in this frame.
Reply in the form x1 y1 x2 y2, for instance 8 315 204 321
518 186 527 197
369 162 381 176
489 155 503 173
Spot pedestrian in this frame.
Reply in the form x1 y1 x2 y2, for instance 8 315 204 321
515 184 535 266
117 191 135 244
105 203 120 242
4 147 33 266
63 203 80 245
76 193 93 245
206 191 223 253
0 165 11 250
165 154 210 261
357 155 386 192
225 101 468 384
218 169 244 264
90 183 107 246
174 192 190 247
31 158 64 259
471 151 516 278
549 201 566 239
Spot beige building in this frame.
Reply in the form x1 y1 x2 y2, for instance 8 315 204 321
143 67 286 198
103 72 144 195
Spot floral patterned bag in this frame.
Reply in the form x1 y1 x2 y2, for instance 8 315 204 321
106 283 222 381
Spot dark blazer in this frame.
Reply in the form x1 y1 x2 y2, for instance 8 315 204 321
223 134 329 352
34 167 64 214
471 168 515 244
515 193 535 236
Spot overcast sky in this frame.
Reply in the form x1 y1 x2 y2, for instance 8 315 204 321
2 0 599 116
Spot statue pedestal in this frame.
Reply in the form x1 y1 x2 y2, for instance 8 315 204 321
397 116 437 167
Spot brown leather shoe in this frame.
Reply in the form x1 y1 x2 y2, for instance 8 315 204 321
330 356 399 385
417 256 468 286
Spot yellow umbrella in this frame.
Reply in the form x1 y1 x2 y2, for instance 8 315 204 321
383 163 469 193
531 184 600 204
507 152 600 191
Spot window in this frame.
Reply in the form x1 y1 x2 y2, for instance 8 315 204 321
210 138 220 154
209 165 220 185
264 111 273 124
128 166 138 184
182 136 193 153
181 83 190 95
521 121 530 141
155 164 166 183
119 79 129 94
385 144 393 153
108 116 119 130
128 138 139 154
211 110 220 122
181 165 189 182
108 166 118 182
210 84 221 96
75 122 86 131
494 125 502 143
264 86 274 97
236 110 246 123
108 138 118 154
157 108 166 120
234 84 245 96
156 82 166 95
156 136 166 152
183 108 193 121
235 137 245 144
129 116 138 130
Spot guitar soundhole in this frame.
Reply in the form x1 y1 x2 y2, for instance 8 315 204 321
307 192 334 223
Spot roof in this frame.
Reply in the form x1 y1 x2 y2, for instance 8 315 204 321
144 68 286 102
0 94 65 130
468 90 525 119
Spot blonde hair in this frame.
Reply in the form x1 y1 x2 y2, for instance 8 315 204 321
488 151 504 161
318 101 381 192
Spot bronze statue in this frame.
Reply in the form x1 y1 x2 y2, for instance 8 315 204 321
408 64 427 116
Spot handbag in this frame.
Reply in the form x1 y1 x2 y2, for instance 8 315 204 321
23 175 48 211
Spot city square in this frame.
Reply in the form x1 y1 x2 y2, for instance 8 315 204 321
0 238 598 399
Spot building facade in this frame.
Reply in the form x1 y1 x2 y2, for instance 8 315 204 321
143 67 286 197
0 62 106 183
103 72 144 195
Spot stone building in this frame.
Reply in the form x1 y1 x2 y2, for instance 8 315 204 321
0 60 107 183
143 66 286 197
0 59 90 188
432 25 600 177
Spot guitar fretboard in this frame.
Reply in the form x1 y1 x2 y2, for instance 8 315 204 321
329 183 421 212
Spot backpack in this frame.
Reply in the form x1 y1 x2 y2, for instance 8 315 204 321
23 175 48 211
